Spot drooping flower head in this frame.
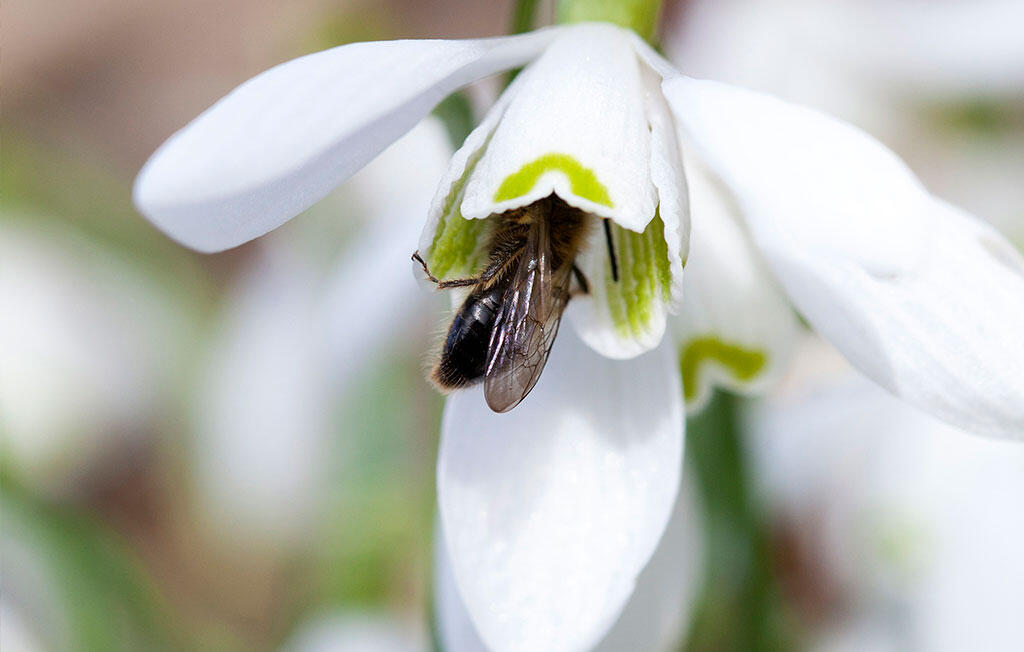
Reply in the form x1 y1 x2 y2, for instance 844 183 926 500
134 10 1024 650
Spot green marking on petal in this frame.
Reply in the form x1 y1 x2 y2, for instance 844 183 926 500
680 337 767 402
650 211 672 301
604 212 674 337
494 153 613 207
428 217 488 280
426 137 492 279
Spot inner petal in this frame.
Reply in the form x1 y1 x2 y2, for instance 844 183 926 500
459 24 657 232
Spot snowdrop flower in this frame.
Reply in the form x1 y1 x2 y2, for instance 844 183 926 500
134 16 1024 651
746 340 1024 652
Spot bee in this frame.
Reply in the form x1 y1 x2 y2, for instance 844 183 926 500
413 195 602 413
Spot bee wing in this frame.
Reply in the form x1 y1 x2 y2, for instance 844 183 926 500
483 219 572 413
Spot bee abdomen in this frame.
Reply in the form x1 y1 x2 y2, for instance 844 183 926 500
431 284 504 391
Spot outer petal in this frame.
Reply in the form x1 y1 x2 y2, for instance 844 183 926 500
133 29 560 252
592 473 703 652
663 77 930 277
666 78 1024 438
435 475 703 652
437 328 683 651
673 157 799 412
460 24 657 232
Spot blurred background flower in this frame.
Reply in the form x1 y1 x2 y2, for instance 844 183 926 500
745 338 1024 652
2 0 1021 650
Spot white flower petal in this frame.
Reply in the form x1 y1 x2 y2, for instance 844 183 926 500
594 473 703 652
460 24 657 232
564 59 691 361
134 29 560 252
433 527 487 652
674 157 799 412
664 77 1024 438
436 474 703 652
663 77 930 278
567 213 675 360
437 327 683 651
643 65 689 307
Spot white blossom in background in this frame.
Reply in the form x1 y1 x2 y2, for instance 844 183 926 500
0 220 186 495
278 611 426 652
745 339 1024 652
192 120 451 549
193 245 333 549
0 600 47 652
667 0 1024 243
134 20 1024 650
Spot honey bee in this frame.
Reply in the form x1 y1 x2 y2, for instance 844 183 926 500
413 195 606 413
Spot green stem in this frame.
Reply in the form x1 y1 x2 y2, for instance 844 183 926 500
555 0 662 43
511 0 542 34
684 392 799 651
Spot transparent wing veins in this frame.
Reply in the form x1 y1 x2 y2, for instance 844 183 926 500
483 217 572 413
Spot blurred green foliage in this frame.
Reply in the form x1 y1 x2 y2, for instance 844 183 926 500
684 393 801 652
1 475 184 651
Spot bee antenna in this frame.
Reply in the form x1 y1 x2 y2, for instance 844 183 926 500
602 219 619 283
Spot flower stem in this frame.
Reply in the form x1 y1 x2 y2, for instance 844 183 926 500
555 0 662 43
511 0 542 34
684 392 799 651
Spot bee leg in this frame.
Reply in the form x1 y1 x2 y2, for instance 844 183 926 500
412 251 479 289
571 264 590 296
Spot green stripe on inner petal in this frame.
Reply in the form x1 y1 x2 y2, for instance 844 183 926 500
426 139 492 280
679 336 768 402
494 153 613 207
604 212 673 338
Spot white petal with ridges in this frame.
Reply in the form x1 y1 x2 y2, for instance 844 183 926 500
460 24 657 232
666 78 1024 438
134 30 560 252
566 60 692 361
674 157 799 412
437 328 683 651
